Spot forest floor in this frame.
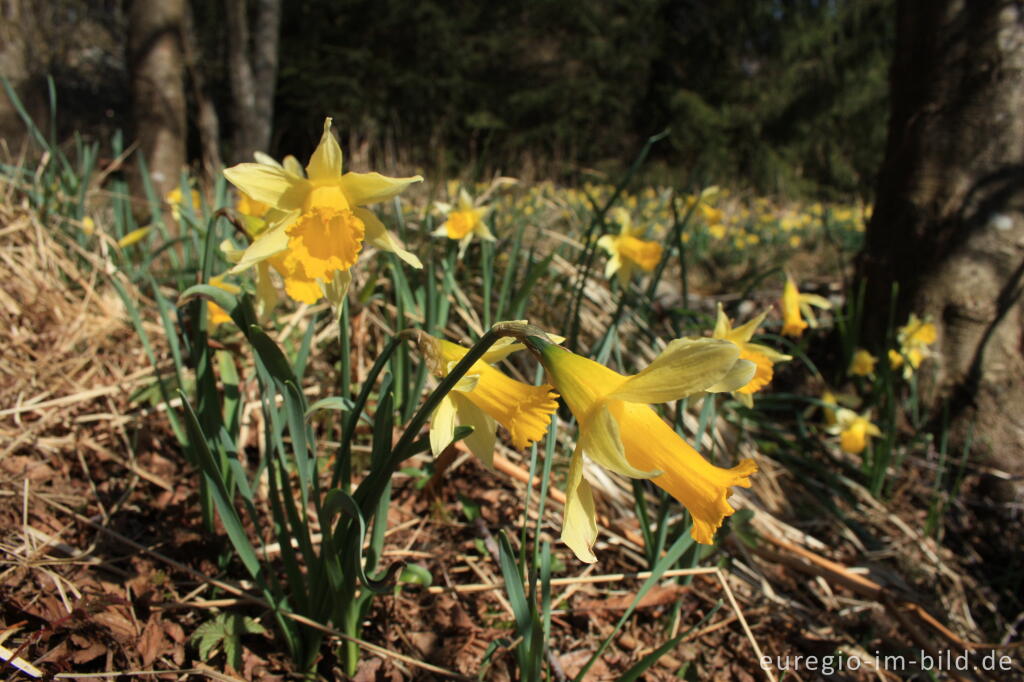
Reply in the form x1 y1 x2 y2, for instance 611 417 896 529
1 189 1022 681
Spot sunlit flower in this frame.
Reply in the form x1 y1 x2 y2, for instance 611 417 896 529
848 348 878 378
889 313 937 378
223 118 422 305
433 187 495 256
416 332 558 468
117 226 151 248
781 273 831 338
597 207 663 285
207 275 241 327
711 303 791 407
820 390 838 427
828 408 881 455
528 336 756 562
165 187 202 223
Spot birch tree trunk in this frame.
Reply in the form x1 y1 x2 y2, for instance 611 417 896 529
858 0 1024 501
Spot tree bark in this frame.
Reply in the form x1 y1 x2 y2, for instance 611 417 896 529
858 0 1024 499
225 0 281 163
128 0 187 202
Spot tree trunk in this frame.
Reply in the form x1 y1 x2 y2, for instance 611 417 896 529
858 0 1024 499
225 0 281 163
128 0 187 202
0 0 46 151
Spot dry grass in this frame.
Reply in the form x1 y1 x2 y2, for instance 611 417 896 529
0 181 1021 680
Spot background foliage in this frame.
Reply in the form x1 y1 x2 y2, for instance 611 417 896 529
17 0 893 198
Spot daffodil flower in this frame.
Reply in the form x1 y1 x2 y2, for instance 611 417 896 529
781 273 831 338
828 408 881 455
222 118 422 305
433 187 495 256
597 207 664 285
528 336 757 562
712 303 791 407
165 187 202 223
206 275 241 328
416 332 558 468
848 348 878 378
820 389 838 427
889 313 936 378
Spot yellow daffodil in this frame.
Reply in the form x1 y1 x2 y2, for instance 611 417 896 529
117 226 151 248
165 187 202 223
597 207 663 285
206 275 241 328
712 303 791 407
820 390 838 427
433 187 495 256
828 408 882 455
781 273 831 338
889 313 937 378
222 118 422 305
527 336 757 562
416 333 558 468
848 348 878 377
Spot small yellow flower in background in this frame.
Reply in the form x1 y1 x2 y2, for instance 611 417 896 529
820 390 838 427
416 332 558 468
780 273 831 338
117 226 151 248
433 186 495 256
81 216 96 236
828 408 882 455
206 275 241 328
235 190 272 238
708 222 728 240
597 207 664 286
848 348 878 378
223 118 422 306
165 187 202 223
712 303 791 407
889 313 937 378
528 335 756 562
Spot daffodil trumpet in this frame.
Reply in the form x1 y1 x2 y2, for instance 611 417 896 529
526 335 758 562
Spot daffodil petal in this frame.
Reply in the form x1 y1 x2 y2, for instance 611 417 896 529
706 358 756 394
223 163 309 211
479 337 526 365
747 342 792 363
561 446 598 564
220 239 245 264
430 396 458 457
323 270 352 310
580 404 658 479
713 303 731 339
609 338 739 403
355 207 422 268
283 155 304 177
306 118 343 182
597 234 616 255
730 309 770 343
255 261 277 316
800 293 832 309
341 171 423 206
451 392 497 468
230 225 290 273
253 151 282 168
